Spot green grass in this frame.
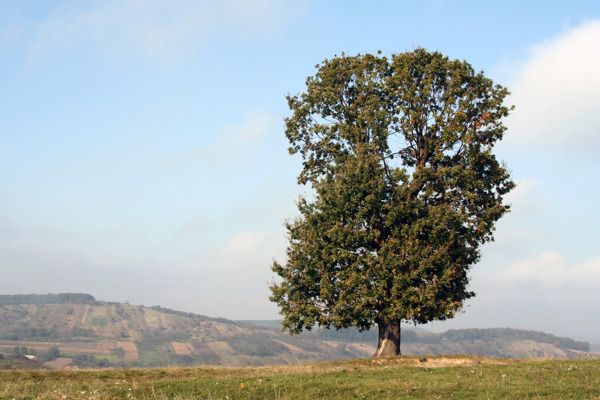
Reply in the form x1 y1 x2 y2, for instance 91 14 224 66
91 317 108 327
60 352 120 364
0 356 598 399
0 358 35 371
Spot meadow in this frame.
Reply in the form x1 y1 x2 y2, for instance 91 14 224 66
1 355 599 399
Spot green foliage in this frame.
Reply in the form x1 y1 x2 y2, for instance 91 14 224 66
91 317 108 327
12 347 28 356
270 50 514 341
44 346 60 361
70 354 113 369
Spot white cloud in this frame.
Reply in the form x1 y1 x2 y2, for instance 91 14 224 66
487 252 600 290
148 229 285 319
202 230 284 278
477 178 554 264
28 0 301 63
441 252 600 339
504 20 600 155
504 178 553 218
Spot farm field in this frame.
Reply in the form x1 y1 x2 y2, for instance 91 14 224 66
1 356 599 399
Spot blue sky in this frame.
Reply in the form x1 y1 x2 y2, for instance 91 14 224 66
1 0 600 341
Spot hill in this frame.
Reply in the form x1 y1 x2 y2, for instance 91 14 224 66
0 294 373 369
0 294 595 369
249 320 594 359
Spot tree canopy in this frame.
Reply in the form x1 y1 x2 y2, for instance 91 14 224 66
269 49 515 357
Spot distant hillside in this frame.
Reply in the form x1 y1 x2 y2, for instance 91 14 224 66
0 294 596 369
246 320 591 357
0 295 374 369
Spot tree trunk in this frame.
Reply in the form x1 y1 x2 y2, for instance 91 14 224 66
373 318 401 358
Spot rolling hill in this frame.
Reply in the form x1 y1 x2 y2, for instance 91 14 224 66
0 294 595 369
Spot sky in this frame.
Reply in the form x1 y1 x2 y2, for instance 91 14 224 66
1 0 599 342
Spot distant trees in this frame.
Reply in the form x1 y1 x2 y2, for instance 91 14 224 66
71 354 112 368
0 293 95 305
44 346 60 361
0 327 52 340
12 346 28 356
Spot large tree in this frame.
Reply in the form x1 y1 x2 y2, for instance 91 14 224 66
269 49 515 357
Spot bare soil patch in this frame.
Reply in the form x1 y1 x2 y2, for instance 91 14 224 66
370 355 510 368
117 341 138 361
95 341 116 351
43 357 73 370
171 342 193 355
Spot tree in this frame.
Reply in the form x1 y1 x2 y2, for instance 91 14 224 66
269 49 515 357
44 346 60 361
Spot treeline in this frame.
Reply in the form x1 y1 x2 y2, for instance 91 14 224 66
0 293 95 305
304 326 589 352
0 326 96 341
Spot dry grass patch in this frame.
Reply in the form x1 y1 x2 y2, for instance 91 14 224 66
171 342 193 355
117 341 138 361
43 357 73 370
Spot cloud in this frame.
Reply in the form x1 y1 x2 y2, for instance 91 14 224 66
147 229 286 319
504 20 600 155
503 178 553 218
28 0 301 64
201 230 285 279
484 252 600 290
443 252 600 339
477 178 555 265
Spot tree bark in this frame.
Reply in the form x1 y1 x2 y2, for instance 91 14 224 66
373 318 401 357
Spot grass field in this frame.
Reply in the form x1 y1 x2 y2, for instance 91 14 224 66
1 355 598 399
